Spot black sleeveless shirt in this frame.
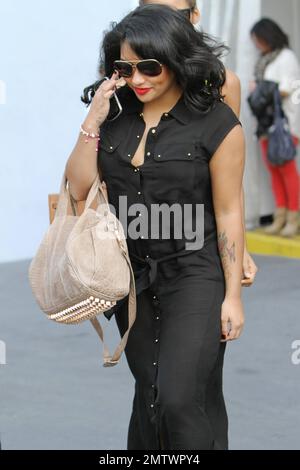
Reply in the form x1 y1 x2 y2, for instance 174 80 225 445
97 87 241 318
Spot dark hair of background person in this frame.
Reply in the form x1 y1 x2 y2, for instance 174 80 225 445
139 0 197 7
81 4 229 114
250 17 290 51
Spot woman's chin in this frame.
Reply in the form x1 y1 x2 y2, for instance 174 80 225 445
134 91 158 103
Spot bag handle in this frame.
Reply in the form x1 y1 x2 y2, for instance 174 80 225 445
55 169 110 218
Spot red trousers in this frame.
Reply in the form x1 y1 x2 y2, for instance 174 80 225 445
260 136 300 211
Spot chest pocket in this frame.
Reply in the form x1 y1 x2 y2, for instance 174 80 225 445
99 131 121 155
98 131 123 181
153 141 206 162
150 141 209 202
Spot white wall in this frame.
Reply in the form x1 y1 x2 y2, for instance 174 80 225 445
201 0 300 225
199 0 263 228
262 0 300 56
0 0 131 263
1 0 299 263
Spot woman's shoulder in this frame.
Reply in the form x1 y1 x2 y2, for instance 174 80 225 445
197 100 242 157
203 99 241 125
276 48 299 67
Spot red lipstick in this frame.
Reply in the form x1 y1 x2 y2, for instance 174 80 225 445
134 87 152 96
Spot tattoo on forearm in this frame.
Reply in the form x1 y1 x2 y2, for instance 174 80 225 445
218 231 236 279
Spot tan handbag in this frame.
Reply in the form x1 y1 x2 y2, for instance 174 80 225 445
28 169 136 367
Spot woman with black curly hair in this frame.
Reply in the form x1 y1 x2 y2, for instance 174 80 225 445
66 4 245 450
98 0 257 287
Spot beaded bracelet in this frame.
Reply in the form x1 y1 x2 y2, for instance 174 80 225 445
80 125 100 152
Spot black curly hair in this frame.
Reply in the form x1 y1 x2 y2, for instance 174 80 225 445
82 4 228 114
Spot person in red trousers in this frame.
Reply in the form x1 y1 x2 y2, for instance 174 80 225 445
250 18 300 238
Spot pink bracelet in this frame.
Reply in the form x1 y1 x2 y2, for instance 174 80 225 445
80 125 100 152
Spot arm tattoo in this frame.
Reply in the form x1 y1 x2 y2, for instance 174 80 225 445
218 231 236 279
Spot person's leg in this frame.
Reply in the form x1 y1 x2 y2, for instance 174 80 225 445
205 341 228 450
260 138 287 234
260 138 288 208
155 278 227 450
114 289 161 450
278 137 300 211
278 137 300 237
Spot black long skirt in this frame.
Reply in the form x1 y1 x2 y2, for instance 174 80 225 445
114 257 227 451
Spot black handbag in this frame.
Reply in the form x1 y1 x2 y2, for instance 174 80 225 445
247 80 278 138
267 86 297 166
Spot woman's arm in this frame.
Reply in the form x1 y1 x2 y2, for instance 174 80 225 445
210 124 245 341
223 69 258 287
65 73 119 201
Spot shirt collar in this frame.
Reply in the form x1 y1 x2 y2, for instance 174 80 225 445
167 95 193 125
122 87 193 125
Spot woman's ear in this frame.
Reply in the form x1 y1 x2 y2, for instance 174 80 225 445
191 7 201 25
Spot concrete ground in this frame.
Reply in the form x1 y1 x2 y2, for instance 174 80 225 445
0 254 299 450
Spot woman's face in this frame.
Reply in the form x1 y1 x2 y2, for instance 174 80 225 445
142 0 200 25
251 33 272 54
119 41 179 103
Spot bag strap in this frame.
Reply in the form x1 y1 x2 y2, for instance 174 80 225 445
273 85 282 119
90 243 136 367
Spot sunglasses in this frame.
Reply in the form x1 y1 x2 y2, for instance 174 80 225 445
113 59 163 78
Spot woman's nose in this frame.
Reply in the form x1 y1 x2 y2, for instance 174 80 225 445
131 68 146 86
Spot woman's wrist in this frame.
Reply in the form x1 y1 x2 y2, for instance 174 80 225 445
225 280 242 300
82 116 102 134
80 122 101 152
224 292 242 301
80 125 100 139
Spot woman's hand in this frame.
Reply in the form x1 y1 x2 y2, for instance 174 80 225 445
242 250 258 287
83 72 120 130
221 297 245 342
